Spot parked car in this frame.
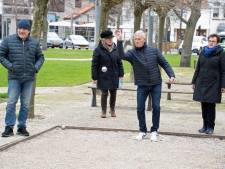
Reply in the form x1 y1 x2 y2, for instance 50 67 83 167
178 36 208 55
218 32 225 50
63 35 89 49
47 32 63 48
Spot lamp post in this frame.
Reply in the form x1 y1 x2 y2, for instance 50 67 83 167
148 9 153 46
94 0 101 47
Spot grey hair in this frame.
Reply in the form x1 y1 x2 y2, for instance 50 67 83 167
134 30 146 39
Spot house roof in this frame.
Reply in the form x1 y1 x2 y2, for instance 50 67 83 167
64 3 95 20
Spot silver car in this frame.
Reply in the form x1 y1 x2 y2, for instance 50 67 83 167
47 32 63 48
63 35 89 49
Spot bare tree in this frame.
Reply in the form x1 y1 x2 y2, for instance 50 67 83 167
100 0 124 32
29 0 49 118
174 0 202 67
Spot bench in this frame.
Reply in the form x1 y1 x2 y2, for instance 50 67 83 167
88 83 195 111
88 86 153 111
165 82 193 100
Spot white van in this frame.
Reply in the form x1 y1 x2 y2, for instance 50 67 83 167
178 36 208 55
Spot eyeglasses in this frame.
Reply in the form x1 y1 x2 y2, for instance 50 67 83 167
208 40 217 43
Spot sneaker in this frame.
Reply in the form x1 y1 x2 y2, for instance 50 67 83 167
17 127 29 137
198 127 207 133
135 132 147 141
150 131 158 142
2 126 14 137
205 128 214 135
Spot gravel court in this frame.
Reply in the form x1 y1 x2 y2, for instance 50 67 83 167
0 129 225 169
0 68 225 168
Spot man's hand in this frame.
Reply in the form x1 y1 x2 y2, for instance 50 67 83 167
192 84 195 90
222 88 225 93
169 77 175 84
115 30 122 41
93 80 97 84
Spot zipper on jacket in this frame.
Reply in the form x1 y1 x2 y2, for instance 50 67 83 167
23 40 25 76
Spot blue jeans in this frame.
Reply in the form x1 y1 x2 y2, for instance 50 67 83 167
137 84 161 133
5 80 34 128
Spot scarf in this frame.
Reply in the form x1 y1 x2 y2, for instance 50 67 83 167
202 45 219 57
101 40 114 52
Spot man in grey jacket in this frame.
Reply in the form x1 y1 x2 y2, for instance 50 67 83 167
116 30 175 141
0 19 45 137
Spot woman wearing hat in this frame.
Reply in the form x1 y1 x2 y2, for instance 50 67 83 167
91 30 124 118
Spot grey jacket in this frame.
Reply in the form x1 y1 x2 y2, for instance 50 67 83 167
117 41 175 86
0 34 45 81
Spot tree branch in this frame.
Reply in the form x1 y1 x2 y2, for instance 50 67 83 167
173 9 188 25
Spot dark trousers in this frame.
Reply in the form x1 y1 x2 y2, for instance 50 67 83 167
137 84 161 133
101 89 117 113
201 102 216 129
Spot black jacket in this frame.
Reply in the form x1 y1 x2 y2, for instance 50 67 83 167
91 42 124 90
192 45 225 103
0 34 45 81
117 41 175 86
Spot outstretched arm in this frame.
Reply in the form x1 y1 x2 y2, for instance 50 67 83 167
157 49 175 83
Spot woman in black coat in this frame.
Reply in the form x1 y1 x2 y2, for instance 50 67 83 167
192 34 225 134
92 30 124 118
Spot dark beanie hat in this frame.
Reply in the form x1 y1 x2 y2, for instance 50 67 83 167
17 19 31 30
100 30 114 38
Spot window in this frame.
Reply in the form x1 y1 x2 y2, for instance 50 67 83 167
213 8 219 18
75 0 82 8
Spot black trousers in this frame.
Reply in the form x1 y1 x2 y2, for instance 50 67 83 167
201 102 216 129
101 89 117 113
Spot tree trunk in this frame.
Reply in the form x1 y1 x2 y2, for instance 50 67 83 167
41 5 49 51
116 6 122 29
29 0 49 118
100 2 109 32
180 0 201 67
157 14 166 52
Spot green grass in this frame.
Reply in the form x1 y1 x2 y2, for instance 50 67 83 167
0 52 197 87
0 93 7 103
165 54 198 68
0 61 131 87
43 48 93 59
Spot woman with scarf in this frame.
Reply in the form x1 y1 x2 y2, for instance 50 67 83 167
192 33 225 134
92 30 124 118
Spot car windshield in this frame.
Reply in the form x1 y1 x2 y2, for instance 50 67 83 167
193 36 205 43
70 35 86 41
48 32 59 38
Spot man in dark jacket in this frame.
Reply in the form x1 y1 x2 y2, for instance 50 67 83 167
192 33 225 134
0 19 45 137
92 30 124 118
116 30 175 141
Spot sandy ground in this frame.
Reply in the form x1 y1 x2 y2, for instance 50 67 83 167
0 129 225 169
0 67 224 168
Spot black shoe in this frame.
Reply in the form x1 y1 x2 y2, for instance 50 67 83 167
205 128 214 135
2 126 14 137
198 127 207 133
17 127 29 136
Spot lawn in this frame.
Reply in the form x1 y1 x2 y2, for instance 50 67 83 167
0 61 131 87
0 49 197 87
